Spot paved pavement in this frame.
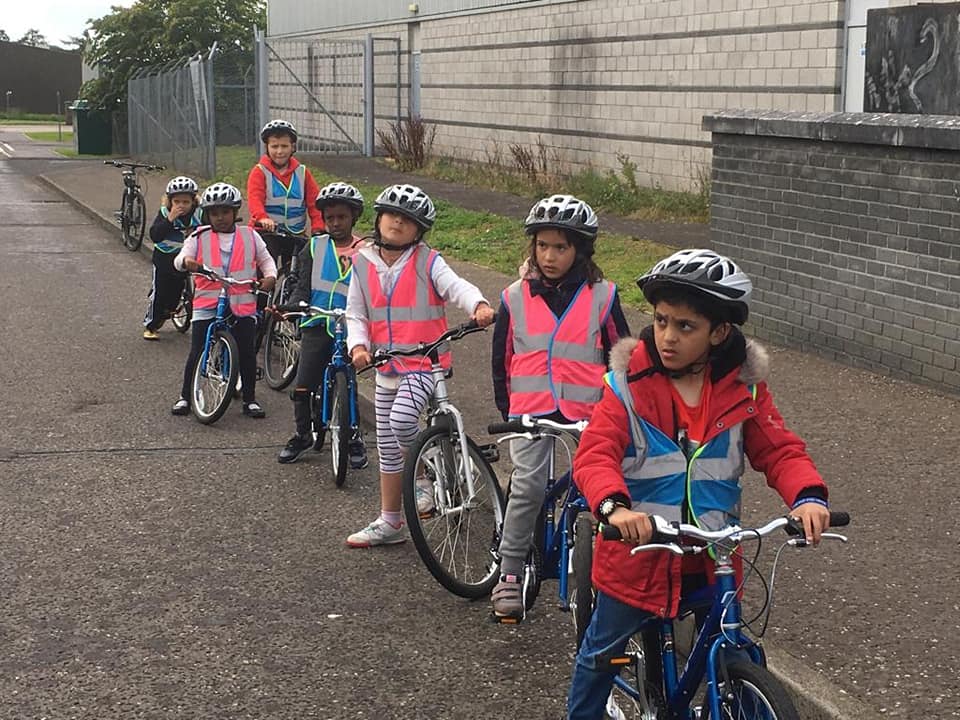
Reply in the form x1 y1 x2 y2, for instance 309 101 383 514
5 128 959 718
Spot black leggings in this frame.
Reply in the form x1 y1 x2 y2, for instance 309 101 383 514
180 316 259 403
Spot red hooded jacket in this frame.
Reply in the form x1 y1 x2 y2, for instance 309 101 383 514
246 155 324 233
574 327 827 616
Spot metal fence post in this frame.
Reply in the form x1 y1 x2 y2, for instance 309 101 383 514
255 27 269 157
363 34 374 157
205 43 218 178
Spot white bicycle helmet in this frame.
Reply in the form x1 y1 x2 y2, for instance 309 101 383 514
316 182 364 213
524 195 598 240
637 249 752 325
166 176 199 196
260 119 298 143
200 182 243 210
374 184 436 230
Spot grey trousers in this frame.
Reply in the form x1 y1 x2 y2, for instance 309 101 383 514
498 435 554 577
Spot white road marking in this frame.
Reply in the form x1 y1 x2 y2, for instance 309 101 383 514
0 144 11 157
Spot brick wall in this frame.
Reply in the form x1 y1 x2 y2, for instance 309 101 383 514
704 110 960 391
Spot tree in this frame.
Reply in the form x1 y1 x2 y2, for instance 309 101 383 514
18 29 48 48
80 0 265 108
0 30 9 43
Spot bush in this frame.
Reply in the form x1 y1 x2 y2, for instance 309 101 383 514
377 117 436 171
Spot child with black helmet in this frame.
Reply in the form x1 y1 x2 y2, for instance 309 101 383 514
566 249 832 718
344 184 495 548
276 181 368 466
142 176 202 340
489 194 631 622
170 182 277 418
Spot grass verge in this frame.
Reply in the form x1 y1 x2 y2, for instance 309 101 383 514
202 146 669 309
26 130 73 142
0 112 66 123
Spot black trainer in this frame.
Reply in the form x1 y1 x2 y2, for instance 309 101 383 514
278 434 313 464
349 438 368 469
243 401 266 419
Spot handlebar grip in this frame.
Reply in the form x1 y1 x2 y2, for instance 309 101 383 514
600 515 668 543
600 524 621 541
487 420 526 435
828 511 850 528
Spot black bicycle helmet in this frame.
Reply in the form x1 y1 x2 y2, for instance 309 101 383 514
260 119 298 144
200 182 243 210
166 176 199 196
637 249 752 325
524 195 598 240
316 182 364 213
373 184 436 230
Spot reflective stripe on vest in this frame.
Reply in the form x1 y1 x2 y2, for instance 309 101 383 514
505 279 614 421
258 164 306 234
192 227 258 316
605 370 745 532
304 234 352 335
353 245 449 374
155 206 201 253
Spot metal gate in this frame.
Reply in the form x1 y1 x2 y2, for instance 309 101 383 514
255 29 403 156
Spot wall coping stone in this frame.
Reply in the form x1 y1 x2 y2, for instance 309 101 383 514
702 110 960 151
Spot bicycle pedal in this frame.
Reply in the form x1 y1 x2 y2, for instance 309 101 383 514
477 443 500 463
490 612 522 625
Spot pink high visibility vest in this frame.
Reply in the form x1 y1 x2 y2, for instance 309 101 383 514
354 245 450 374
192 226 258 317
505 278 615 420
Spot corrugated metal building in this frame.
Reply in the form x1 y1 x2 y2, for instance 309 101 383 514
264 0 951 190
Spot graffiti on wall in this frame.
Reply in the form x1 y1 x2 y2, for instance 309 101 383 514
864 4 960 113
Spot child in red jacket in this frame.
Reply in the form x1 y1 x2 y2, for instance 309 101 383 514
567 249 831 719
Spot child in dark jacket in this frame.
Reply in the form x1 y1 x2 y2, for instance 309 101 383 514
142 176 201 339
567 248 831 719
489 195 630 621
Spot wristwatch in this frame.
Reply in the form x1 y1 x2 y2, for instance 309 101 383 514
599 497 627 520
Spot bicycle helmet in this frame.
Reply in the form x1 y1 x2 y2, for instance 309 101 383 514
166 176 199 196
637 249 752 325
316 182 364 213
200 182 243 210
260 119 298 143
524 195 598 240
373 184 436 230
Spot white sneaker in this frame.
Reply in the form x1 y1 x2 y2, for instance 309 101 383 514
346 517 406 548
415 474 436 516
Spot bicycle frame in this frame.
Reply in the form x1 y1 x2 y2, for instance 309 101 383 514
198 290 235 379
320 313 359 432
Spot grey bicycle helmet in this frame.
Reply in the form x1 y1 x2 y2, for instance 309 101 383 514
637 249 752 325
260 119 298 143
316 182 364 213
200 182 243 210
524 195 598 240
373 184 436 230
166 176 199 196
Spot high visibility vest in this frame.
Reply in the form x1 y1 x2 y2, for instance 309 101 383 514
192 226 259 317
353 245 449 374
605 370 757 532
303 234 352 336
155 206 201 253
258 163 306 234
504 279 615 421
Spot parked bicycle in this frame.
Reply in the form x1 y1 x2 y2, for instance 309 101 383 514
486 415 591 625
277 302 362 487
366 322 504 597
104 159 164 252
591 511 850 720
188 265 269 424
259 227 309 390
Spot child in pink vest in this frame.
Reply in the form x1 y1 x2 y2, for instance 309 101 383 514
490 195 630 621
345 184 495 547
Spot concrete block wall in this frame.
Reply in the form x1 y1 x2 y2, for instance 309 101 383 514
704 110 960 392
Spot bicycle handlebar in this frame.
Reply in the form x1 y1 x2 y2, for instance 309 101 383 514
599 511 850 549
104 159 165 171
369 320 485 366
192 265 268 293
487 415 589 436
276 301 347 321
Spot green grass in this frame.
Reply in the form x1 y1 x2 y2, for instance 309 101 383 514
25 130 73 142
54 147 118 158
0 112 66 123
200 145 671 310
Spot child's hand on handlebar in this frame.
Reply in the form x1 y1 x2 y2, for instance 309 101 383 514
351 346 372 370
183 258 202 272
259 276 276 293
473 302 495 327
256 219 277 232
790 502 831 546
607 508 653 545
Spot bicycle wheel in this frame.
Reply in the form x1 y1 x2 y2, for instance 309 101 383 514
327 370 350 487
190 329 239 424
263 278 299 390
706 662 800 720
607 635 666 720
570 511 595 649
123 191 146 251
522 509 545 611
402 424 505 598
170 277 192 333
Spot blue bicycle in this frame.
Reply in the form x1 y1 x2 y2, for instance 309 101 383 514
593 511 850 720
487 415 592 625
278 302 360 486
189 266 267 424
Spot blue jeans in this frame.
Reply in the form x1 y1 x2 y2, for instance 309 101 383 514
567 591 656 720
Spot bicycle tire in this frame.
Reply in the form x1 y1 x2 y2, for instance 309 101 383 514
607 634 667 720
190 329 239 424
703 662 800 720
570 511 595 649
262 276 299 390
123 191 146 251
328 371 350 487
522 507 545 611
170 276 192 333
402 424 505 598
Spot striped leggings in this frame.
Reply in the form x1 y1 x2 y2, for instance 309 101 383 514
375 373 436 473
